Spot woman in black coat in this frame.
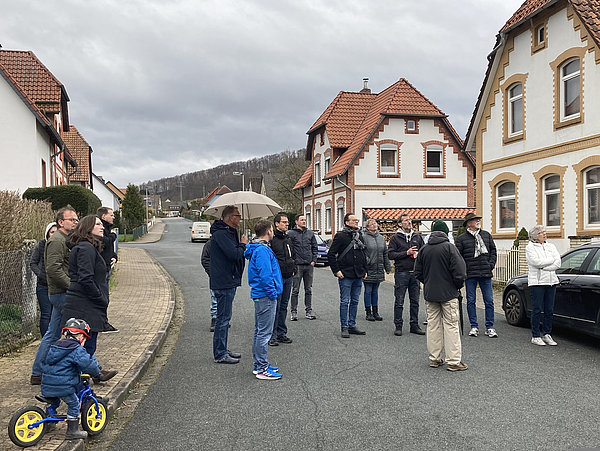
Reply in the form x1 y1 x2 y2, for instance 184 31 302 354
61 215 111 359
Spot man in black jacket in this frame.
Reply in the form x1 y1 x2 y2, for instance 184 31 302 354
387 214 426 336
455 213 498 338
414 220 468 372
268 214 296 346
97 207 118 333
201 238 218 332
288 215 318 320
328 213 368 338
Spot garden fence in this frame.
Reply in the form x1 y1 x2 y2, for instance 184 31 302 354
0 244 38 354
493 247 521 284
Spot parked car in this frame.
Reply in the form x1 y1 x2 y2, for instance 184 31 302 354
502 242 600 338
190 221 211 242
314 234 329 266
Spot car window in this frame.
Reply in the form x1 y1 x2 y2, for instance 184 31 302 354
557 248 594 274
314 235 324 244
585 250 600 275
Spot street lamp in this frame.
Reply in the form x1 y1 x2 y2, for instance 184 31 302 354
233 171 244 191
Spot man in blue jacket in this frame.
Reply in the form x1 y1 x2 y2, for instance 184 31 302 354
244 220 283 380
210 206 248 364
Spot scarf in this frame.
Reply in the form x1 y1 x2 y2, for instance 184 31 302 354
468 229 488 258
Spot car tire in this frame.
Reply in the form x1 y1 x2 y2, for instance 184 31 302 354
504 289 527 326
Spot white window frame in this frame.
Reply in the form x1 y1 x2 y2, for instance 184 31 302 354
305 209 311 230
497 181 516 231
324 156 330 177
325 206 331 231
536 25 545 45
508 83 523 135
584 166 600 227
315 207 321 232
314 160 321 185
425 145 443 175
542 174 560 229
407 120 416 131
560 58 580 121
337 202 344 231
379 144 398 175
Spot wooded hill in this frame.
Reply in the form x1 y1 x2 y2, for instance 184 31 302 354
139 149 309 212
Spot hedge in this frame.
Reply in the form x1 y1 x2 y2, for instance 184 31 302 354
23 185 101 217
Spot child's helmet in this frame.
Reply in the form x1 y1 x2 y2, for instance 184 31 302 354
62 318 91 338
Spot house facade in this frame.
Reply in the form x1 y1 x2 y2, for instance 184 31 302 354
464 0 600 253
0 50 76 194
63 125 93 189
295 79 475 240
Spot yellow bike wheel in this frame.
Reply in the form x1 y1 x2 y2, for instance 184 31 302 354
8 406 47 447
81 399 108 435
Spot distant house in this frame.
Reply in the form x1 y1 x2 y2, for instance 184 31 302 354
464 0 600 252
204 185 233 206
294 78 475 239
0 50 76 194
105 181 125 206
92 174 121 212
63 126 93 189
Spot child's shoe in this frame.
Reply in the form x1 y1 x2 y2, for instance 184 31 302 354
255 367 282 380
65 419 87 440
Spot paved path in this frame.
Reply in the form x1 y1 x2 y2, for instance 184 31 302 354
0 220 172 451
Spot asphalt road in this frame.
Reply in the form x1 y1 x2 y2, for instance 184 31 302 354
109 218 600 450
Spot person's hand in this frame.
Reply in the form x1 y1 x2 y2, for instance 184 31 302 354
407 246 417 256
110 258 117 269
240 234 249 244
336 271 344 279
310 261 315 267
363 273 367 280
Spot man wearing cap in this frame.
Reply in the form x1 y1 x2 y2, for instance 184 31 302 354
455 213 498 338
414 220 468 371
387 214 426 336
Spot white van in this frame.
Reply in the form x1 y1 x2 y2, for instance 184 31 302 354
190 221 211 242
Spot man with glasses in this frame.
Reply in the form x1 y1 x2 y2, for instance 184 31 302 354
31 205 79 384
388 214 426 336
288 215 318 320
210 206 248 364
328 213 368 338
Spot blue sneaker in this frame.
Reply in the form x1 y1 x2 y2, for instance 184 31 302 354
255 367 282 380
252 364 279 375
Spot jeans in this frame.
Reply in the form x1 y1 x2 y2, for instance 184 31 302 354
363 281 380 308
32 293 66 376
274 276 293 339
212 287 237 360
50 393 80 419
530 285 556 338
465 277 495 329
291 265 313 313
339 277 362 328
394 271 420 327
210 289 217 318
35 285 53 336
253 296 277 372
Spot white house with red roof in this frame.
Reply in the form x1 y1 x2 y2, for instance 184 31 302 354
0 50 76 194
295 78 475 240
464 0 600 252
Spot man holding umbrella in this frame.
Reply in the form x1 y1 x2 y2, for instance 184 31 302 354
210 205 248 364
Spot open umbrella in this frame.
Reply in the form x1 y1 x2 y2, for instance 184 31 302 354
203 191 282 220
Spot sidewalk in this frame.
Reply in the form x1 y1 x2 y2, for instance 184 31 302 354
0 220 172 451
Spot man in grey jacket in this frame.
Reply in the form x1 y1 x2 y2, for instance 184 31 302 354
287 215 318 321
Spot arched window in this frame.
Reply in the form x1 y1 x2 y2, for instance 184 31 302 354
425 144 443 175
543 174 560 227
380 144 398 174
305 205 311 231
497 182 515 230
561 58 580 120
336 200 344 231
508 83 523 135
585 166 600 226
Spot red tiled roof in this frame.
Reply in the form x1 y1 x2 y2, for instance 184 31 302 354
0 50 66 109
62 126 91 183
500 0 554 32
363 208 475 221
293 162 313 190
217 186 232 195
308 92 377 149
571 0 600 47
327 79 447 179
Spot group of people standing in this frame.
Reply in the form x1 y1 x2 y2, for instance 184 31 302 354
206 204 563 378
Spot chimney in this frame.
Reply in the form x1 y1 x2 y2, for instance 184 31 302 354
360 77 371 94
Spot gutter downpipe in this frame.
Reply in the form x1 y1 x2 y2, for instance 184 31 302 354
335 174 353 215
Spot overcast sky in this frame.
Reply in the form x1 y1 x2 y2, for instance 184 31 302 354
3 0 524 187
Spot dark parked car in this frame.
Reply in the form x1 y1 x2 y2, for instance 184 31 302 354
502 242 600 338
314 234 329 266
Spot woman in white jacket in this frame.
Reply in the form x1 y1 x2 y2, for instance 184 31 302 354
526 225 562 346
